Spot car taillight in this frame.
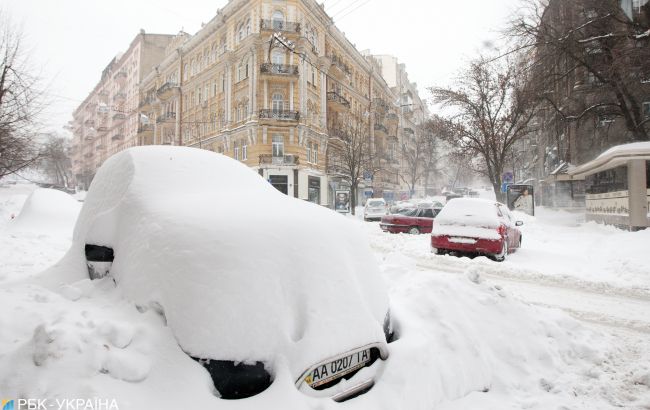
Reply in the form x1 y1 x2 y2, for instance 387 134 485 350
497 225 506 236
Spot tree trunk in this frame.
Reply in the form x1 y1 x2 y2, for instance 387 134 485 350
350 182 357 215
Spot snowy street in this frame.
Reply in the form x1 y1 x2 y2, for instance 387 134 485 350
1 182 650 409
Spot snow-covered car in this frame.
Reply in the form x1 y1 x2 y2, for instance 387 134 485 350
60 146 393 402
363 198 388 221
430 198 523 261
379 205 442 234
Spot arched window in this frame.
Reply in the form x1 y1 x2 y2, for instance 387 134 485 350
271 49 285 65
272 93 284 112
272 11 284 30
238 24 244 41
245 19 251 36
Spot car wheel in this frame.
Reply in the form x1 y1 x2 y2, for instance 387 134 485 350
494 240 508 262
408 226 420 235
431 247 442 255
519 236 522 248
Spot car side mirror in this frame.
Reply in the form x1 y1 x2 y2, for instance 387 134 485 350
515 221 524 226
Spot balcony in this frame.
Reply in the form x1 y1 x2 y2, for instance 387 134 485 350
259 154 300 166
111 130 124 141
329 55 351 79
260 19 300 33
156 112 176 124
97 125 108 133
112 113 126 121
260 63 299 77
157 82 179 100
96 144 105 151
84 119 95 127
259 109 299 121
386 112 399 123
113 92 126 103
113 70 127 85
403 127 414 135
326 91 350 111
374 123 388 134
139 96 155 110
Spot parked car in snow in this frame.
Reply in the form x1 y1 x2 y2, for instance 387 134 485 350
380 205 443 234
63 146 394 402
430 198 523 261
363 198 388 221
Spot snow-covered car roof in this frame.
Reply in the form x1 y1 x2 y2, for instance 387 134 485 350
46 147 389 384
435 198 503 228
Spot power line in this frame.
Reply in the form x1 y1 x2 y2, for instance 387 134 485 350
335 0 372 22
330 0 366 19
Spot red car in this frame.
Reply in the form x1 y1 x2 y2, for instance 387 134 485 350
380 206 442 234
430 198 523 261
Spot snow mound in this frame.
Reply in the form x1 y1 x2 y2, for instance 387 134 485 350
8 188 81 235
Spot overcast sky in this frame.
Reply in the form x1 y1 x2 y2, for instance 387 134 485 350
4 0 520 133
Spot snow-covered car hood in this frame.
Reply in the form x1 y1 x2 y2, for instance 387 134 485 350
44 146 389 379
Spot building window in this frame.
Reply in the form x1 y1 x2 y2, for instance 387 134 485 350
234 140 240 160
306 142 311 163
272 135 284 157
242 141 248 160
238 58 249 82
643 101 650 118
312 143 318 164
271 49 285 65
271 93 285 112
272 11 285 30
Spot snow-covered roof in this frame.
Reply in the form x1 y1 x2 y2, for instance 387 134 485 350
570 142 650 177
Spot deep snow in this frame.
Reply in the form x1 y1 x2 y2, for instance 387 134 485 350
0 179 649 409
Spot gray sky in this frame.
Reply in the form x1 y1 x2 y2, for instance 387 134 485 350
3 0 520 133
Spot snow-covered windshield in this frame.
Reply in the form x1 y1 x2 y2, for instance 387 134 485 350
368 200 385 207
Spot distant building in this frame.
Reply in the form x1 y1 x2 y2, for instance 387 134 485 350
69 32 175 189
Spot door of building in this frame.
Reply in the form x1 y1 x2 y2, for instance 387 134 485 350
308 176 320 203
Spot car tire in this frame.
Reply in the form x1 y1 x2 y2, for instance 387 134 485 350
431 247 441 255
408 226 420 235
494 240 508 262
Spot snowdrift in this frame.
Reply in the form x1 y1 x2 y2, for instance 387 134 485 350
7 188 81 235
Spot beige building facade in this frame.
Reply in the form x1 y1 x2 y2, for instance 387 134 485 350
71 0 428 206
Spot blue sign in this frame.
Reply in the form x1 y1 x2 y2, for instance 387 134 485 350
501 182 510 193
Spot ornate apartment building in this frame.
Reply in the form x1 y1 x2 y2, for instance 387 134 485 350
69 32 175 188
70 0 428 206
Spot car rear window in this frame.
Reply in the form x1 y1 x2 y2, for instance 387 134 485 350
435 198 501 228
368 200 385 207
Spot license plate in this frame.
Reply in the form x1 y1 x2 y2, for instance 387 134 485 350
304 348 371 388
449 237 477 244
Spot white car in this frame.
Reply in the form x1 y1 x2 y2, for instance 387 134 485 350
61 146 394 402
363 198 387 221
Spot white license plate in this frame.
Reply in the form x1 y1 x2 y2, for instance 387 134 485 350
449 237 477 244
304 349 371 388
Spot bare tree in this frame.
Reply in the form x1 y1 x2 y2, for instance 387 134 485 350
510 0 650 143
430 56 539 201
326 117 381 214
0 12 44 179
399 124 443 197
420 115 453 194
39 133 72 187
